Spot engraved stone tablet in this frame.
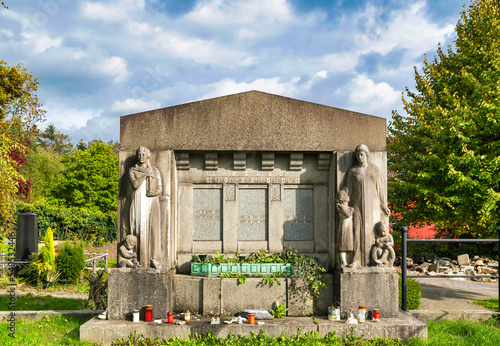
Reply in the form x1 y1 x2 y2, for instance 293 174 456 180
193 189 222 241
284 189 313 241
239 189 268 241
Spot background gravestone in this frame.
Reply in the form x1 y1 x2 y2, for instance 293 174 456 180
15 212 38 261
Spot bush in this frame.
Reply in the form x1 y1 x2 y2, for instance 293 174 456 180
398 275 421 310
39 227 55 271
12 199 117 245
55 241 86 284
18 254 45 288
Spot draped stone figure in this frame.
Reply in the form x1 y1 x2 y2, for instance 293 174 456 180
129 146 162 268
340 144 390 267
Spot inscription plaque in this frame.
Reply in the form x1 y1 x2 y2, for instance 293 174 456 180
193 188 222 241
239 189 268 241
284 189 313 241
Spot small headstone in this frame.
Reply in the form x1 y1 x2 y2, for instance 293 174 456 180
428 263 439 273
15 212 38 261
457 254 470 266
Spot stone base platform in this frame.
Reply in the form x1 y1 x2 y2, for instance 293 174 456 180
80 312 427 345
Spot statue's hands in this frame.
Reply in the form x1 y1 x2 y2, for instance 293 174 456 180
382 206 390 217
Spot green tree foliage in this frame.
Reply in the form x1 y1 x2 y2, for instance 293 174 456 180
35 124 73 156
51 141 118 213
55 241 86 284
0 60 45 228
22 147 64 200
388 0 500 237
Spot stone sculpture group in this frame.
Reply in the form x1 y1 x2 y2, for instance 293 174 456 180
337 144 392 268
120 143 394 270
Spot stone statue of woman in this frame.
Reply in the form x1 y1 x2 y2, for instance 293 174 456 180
340 144 390 267
129 146 162 268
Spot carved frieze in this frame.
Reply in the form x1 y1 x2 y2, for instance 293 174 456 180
290 153 303 171
262 153 275 171
176 153 190 170
205 153 218 170
318 153 331 171
270 184 281 201
234 153 246 170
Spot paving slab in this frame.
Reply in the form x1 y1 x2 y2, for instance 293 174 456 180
80 312 427 345
414 277 498 311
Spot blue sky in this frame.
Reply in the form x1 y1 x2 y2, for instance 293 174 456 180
1 0 469 143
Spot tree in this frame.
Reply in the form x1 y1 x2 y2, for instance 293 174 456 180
388 0 500 238
22 146 64 200
35 124 73 156
50 141 119 213
0 60 45 227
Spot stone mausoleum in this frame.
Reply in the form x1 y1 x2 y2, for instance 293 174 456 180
109 90 396 319
80 91 428 344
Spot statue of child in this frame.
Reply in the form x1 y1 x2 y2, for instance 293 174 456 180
336 190 354 267
118 234 139 268
370 221 395 267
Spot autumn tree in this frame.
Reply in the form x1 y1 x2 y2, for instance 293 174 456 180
50 141 119 214
388 0 500 237
0 60 45 228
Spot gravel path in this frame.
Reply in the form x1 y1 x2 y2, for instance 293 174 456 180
1 287 88 300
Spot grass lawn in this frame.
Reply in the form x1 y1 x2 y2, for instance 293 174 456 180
473 298 499 311
1 317 499 345
1 293 86 310
0 315 96 346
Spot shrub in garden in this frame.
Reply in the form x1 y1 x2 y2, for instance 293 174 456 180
398 275 421 310
55 241 86 284
13 199 117 245
18 227 57 287
39 227 55 270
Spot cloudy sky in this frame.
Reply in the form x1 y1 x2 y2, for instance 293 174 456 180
1 0 469 143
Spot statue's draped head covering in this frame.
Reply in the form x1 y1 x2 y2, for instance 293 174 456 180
355 144 370 157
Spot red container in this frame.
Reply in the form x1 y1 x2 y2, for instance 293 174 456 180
145 305 153 322
248 314 255 324
167 312 173 324
373 310 380 320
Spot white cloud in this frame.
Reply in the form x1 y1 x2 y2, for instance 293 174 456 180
2 9 62 54
322 52 360 72
71 50 88 60
126 22 256 66
98 56 131 83
321 2 455 75
364 2 455 56
202 77 301 99
348 75 401 112
111 98 161 113
186 0 293 26
21 32 62 54
82 0 145 22
237 27 259 40
43 103 95 129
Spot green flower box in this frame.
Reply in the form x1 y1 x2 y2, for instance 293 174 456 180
190 263 221 277
190 262 291 277
240 263 291 275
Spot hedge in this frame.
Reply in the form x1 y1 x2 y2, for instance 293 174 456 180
398 275 422 310
13 200 117 245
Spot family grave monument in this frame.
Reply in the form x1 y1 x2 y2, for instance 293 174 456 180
106 90 398 321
